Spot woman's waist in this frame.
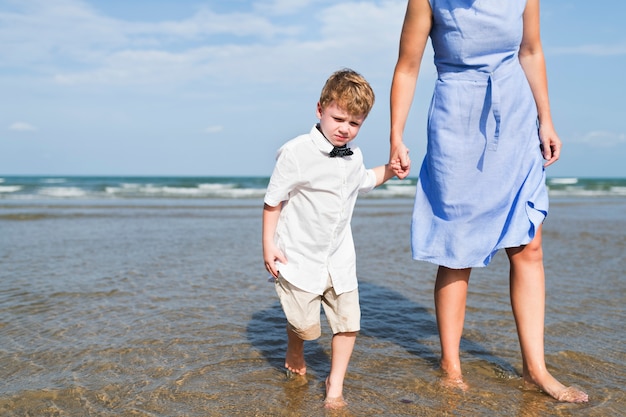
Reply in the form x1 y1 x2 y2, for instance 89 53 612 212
436 58 520 82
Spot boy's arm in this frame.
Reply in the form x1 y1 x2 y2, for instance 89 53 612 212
371 164 397 187
262 203 286 278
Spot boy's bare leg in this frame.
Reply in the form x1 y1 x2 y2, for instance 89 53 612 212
507 227 588 403
285 327 306 376
324 331 356 409
434 266 471 391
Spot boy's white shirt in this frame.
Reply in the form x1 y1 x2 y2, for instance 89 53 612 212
264 125 377 295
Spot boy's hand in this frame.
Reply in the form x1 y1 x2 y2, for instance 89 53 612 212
390 158 401 174
263 244 287 279
390 158 408 178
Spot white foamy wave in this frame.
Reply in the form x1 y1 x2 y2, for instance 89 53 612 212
548 188 615 197
106 184 160 196
0 185 22 193
38 187 88 198
196 183 267 198
198 183 237 190
3 176 621 200
363 178 418 198
105 183 266 199
386 179 414 185
385 185 416 195
219 188 267 198
368 186 416 198
548 177 579 185
609 186 626 196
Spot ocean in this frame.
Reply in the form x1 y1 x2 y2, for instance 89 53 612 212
0 175 624 416
1 176 626 200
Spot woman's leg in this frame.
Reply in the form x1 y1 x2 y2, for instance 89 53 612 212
435 266 471 388
506 225 588 402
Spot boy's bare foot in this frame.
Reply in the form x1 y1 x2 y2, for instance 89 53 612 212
285 328 306 376
324 377 347 409
324 396 347 410
523 374 589 403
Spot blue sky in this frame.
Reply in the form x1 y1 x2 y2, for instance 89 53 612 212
1 0 625 178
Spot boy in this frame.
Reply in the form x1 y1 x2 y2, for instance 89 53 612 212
262 68 397 409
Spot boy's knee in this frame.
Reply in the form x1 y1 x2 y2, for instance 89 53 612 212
334 331 359 337
289 322 321 341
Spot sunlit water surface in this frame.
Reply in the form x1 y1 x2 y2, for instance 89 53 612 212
0 198 624 416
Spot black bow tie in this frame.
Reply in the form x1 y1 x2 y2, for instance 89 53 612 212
329 145 353 158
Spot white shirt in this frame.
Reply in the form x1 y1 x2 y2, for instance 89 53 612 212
264 125 377 295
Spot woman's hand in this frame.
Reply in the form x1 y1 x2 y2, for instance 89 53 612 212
390 141 411 179
539 124 561 167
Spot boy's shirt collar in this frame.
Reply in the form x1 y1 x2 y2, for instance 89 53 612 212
311 124 353 157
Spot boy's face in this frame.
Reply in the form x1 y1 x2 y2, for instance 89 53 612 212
316 101 366 147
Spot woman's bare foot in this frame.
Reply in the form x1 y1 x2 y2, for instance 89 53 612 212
439 360 469 392
324 377 347 409
285 328 306 376
439 373 469 392
523 373 588 403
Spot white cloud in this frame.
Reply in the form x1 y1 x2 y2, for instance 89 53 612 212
572 131 626 147
140 8 300 40
254 0 317 16
551 42 626 56
1 0 407 88
9 122 37 132
0 0 300 72
204 125 224 134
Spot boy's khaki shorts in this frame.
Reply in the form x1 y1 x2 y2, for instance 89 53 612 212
275 274 360 341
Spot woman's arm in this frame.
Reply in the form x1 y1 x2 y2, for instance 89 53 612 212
519 0 561 167
389 0 433 178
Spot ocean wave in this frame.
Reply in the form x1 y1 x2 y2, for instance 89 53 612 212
198 183 237 190
103 183 266 199
612 186 626 195
367 185 416 198
548 186 626 197
38 187 88 198
0 176 624 200
386 178 414 185
548 177 579 185
0 186 22 193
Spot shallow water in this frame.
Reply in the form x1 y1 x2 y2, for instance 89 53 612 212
0 197 624 416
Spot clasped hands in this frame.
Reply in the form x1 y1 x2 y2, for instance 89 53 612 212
390 141 411 179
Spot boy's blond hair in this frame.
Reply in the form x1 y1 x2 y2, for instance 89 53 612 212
319 68 375 117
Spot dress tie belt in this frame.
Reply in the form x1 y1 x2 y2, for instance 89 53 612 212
488 73 501 151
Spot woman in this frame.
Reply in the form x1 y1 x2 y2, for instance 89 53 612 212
389 0 588 402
